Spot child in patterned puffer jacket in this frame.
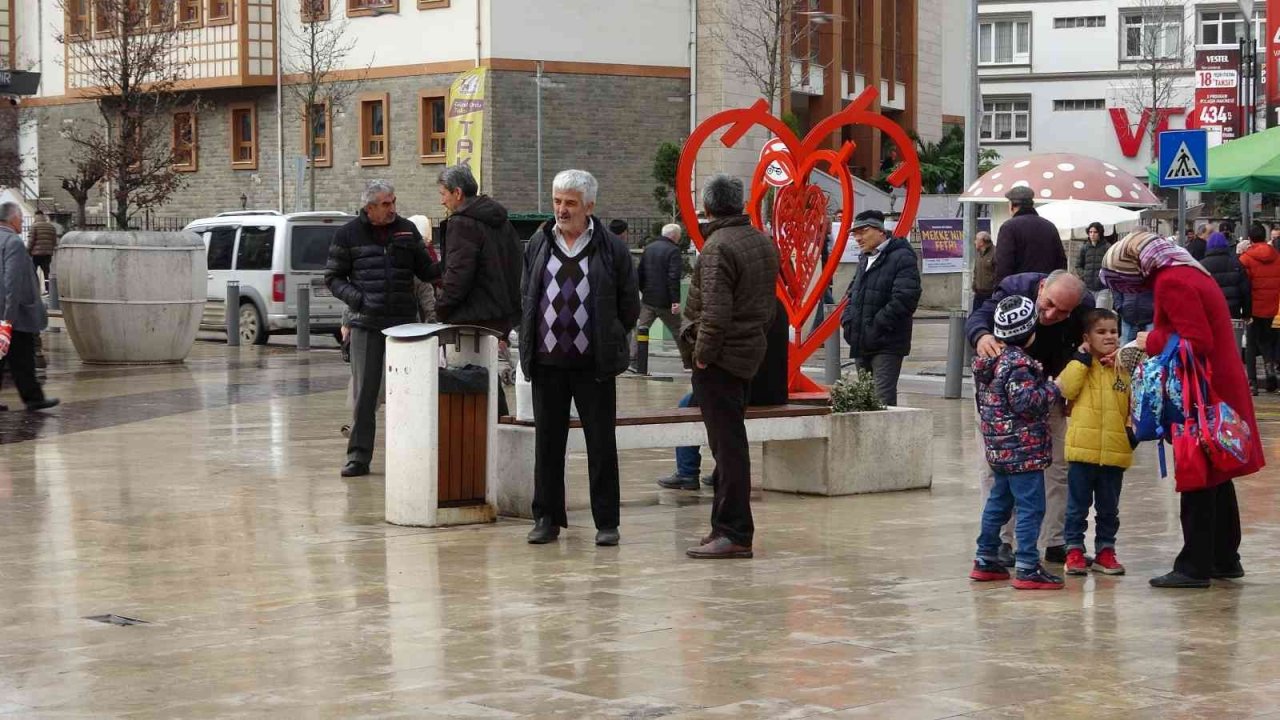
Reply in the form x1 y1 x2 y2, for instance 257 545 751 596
970 295 1065 590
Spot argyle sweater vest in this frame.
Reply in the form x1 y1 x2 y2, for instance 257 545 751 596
536 242 594 368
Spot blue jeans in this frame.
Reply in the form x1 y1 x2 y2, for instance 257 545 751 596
675 392 702 477
1122 321 1150 343
978 470 1045 570
1064 462 1124 552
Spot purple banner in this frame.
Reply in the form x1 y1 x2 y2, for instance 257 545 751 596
917 218 990 274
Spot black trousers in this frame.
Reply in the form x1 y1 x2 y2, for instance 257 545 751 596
856 353 905 407
1245 318 1277 386
693 363 754 546
31 255 51 287
1173 480 1242 580
347 327 386 465
531 365 620 530
0 331 46 406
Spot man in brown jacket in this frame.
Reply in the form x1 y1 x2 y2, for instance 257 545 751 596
972 230 996 307
27 212 58 289
680 174 780 559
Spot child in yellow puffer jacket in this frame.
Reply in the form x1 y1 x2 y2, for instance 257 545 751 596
1056 308 1134 577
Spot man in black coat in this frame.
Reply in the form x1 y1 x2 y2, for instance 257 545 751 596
994 186 1067 285
631 223 684 365
840 209 922 406
519 170 640 548
326 180 439 478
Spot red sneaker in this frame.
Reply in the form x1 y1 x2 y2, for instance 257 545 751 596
1064 548 1089 576
970 559 1010 582
1093 548 1126 575
1012 565 1064 590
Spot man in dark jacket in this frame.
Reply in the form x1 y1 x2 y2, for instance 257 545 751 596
994 186 1067 285
0 203 59 413
839 209 922 406
1075 222 1112 307
1188 224 1209 261
325 180 439 478
681 174 780 560
26 211 58 289
967 270 1093 565
631 223 684 364
1201 231 1250 321
520 170 640 548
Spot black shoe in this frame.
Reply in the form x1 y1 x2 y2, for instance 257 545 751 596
657 473 700 490
1212 561 1245 580
340 461 369 478
1044 545 1068 564
25 398 59 411
0 404 8 412
527 518 560 544
1268 375 1278 393
595 528 619 546
701 474 716 488
1012 564 1064 590
997 543 1015 568
1150 571 1211 588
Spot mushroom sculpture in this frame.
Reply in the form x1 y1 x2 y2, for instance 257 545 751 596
959 153 1162 243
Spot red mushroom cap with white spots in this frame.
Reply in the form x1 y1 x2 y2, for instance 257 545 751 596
959 153 1161 207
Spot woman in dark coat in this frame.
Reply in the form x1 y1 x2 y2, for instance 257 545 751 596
1102 231 1264 589
1200 231 1252 319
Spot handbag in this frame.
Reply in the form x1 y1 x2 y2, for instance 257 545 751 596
1131 335 1183 442
1171 344 1211 492
1183 344 1254 475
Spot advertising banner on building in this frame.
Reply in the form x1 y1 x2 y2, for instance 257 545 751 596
1191 48 1241 140
917 218 990 274
1269 0 1280 127
446 67 487 188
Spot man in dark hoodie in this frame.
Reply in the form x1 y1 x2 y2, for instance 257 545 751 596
436 165 524 412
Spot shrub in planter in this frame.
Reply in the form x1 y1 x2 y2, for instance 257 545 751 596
830 370 885 413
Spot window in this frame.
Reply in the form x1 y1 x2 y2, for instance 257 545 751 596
1200 10 1265 46
172 111 197 172
979 18 1030 65
1123 12 1182 60
207 0 230 23
304 101 331 168
980 99 1030 142
230 103 257 170
1054 16 1105 29
206 228 236 270
67 0 90 36
290 226 340 271
418 0 448 8
347 0 398 18
179 0 200 25
1053 99 1105 111
235 227 275 271
147 0 170 27
359 93 389 167
300 0 328 21
94 0 113 34
418 90 446 164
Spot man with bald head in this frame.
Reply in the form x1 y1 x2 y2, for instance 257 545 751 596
967 270 1094 567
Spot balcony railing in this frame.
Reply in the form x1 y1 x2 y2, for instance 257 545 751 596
65 0 275 94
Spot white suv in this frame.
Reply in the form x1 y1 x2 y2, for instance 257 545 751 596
186 211 353 344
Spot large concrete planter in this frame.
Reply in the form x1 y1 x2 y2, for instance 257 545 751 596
762 407 934 495
57 231 206 364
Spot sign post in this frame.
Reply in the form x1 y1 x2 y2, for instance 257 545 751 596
1158 129 1209 243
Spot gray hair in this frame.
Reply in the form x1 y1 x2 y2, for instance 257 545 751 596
437 165 478 198
976 230 991 246
702 174 745 218
552 169 598 205
1043 268 1086 301
0 202 20 224
661 223 682 241
361 179 395 207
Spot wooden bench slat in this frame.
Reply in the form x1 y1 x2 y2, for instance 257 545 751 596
498 404 830 429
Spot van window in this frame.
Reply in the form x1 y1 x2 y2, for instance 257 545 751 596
290 225 339 271
236 226 275 270
207 227 236 270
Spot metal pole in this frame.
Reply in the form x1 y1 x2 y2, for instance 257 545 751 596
944 310 966 399
296 282 311 351
47 272 60 311
946 0 980 398
1240 32 1253 229
225 280 240 347
536 61 544 214
275 0 284 213
1178 188 1187 259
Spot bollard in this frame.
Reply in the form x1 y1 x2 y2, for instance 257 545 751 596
226 280 240 346
824 303 841 384
635 325 649 375
48 273 61 312
296 282 311 351
943 310 967 399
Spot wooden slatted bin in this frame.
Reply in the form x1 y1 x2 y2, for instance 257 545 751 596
438 389 488 506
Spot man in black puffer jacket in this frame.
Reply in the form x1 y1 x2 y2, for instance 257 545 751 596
1201 231 1251 319
840 209 922 406
326 179 440 478
631 222 685 364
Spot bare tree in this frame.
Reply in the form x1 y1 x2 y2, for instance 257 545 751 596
55 0 193 229
283 0 368 211
1112 0 1194 162
60 156 107 229
706 0 818 111
0 104 36 192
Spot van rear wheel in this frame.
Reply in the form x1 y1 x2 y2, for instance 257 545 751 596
239 302 268 345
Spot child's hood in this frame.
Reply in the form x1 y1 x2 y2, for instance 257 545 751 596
972 354 1000 385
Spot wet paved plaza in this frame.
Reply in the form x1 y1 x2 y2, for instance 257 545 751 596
2 333 1279 718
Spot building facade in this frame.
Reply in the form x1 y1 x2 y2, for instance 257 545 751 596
13 0 951 223
977 0 1265 179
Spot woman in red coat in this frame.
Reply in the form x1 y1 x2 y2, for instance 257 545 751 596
1102 231 1264 588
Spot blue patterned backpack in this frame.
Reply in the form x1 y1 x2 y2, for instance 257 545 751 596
1130 335 1185 443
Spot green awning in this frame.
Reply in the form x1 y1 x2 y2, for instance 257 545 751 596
1147 126 1280 193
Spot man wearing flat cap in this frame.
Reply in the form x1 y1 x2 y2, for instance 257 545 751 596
840 209 921 406
994 185 1067 285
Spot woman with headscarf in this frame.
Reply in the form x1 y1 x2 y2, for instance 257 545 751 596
1101 231 1264 589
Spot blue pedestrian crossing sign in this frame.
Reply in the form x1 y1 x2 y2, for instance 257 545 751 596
1157 129 1208 188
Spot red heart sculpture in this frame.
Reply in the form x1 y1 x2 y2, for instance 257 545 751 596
677 88 923 395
